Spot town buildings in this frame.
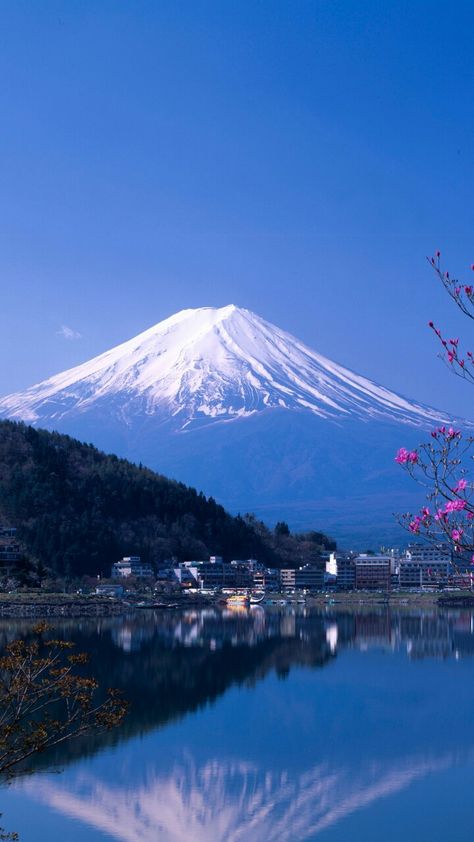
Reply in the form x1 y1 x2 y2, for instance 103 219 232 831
103 540 461 594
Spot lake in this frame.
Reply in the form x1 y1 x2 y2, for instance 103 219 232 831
1 606 473 841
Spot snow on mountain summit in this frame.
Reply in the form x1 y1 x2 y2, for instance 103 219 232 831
0 305 452 430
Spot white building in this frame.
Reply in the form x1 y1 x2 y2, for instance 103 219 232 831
406 543 452 563
399 544 451 590
111 556 154 579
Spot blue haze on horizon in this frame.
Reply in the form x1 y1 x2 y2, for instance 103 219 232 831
0 1 473 418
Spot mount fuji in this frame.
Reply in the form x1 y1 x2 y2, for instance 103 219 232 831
0 305 464 544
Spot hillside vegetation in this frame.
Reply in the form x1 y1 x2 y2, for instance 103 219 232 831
0 420 335 578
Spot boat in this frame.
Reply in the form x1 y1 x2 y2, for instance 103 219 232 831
136 601 179 609
226 593 250 608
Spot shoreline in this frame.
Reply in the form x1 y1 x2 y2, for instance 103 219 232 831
1 589 474 618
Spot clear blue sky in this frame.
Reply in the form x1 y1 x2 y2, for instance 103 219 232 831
1 1 473 417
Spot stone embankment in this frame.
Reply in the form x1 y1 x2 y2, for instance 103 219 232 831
0 599 128 618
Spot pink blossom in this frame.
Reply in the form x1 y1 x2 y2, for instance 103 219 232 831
447 351 455 363
444 499 466 513
447 427 460 439
454 478 468 492
394 449 418 464
395 448 409 464
452 528 464 542
449 338 459 346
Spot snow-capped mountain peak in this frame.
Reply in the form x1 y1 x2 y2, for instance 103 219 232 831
0 305 452 430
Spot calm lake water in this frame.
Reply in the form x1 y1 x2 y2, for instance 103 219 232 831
1 606 474 841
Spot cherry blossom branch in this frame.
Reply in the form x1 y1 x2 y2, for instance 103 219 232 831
428 251 474 320
396 429 474 564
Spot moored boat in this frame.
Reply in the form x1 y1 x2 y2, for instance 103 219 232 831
226 593 250 608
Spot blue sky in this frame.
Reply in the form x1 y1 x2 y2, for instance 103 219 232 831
1 1 473 417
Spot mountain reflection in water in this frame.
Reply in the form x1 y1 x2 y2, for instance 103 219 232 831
21 752 461 842
2 606 474 842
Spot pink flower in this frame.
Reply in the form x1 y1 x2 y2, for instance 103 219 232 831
447 351 455 363
447 427 460 439
395 448 409 464
455 479 467 491
444 500 466 513
452 528 463 542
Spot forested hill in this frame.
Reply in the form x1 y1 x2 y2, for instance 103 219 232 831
0 421 335 577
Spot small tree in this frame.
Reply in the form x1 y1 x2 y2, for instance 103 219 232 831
274 521 290 537
396 253 474 563
0 623 128 777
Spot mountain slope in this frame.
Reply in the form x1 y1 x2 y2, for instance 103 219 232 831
0 421 336 575
0 305 452 430
0 306 466 545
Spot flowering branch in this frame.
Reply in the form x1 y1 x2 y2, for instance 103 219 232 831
396 428 474 562
428 251 474 320
427 253 474 384
396 252 474 564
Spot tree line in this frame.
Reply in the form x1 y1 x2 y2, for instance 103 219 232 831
0 420 335 579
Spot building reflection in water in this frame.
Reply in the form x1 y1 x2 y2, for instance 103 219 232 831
99 605 474 663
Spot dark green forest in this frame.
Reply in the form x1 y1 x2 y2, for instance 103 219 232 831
0 420 335 578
